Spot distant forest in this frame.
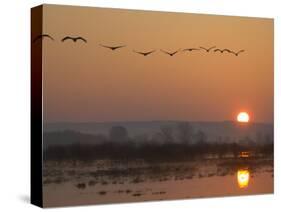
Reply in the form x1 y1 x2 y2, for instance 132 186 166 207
43 123 273 162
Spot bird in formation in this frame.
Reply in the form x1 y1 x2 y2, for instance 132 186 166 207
100 44 126 51
200 46 216 52
229 49 245 56
32 34 54 43
33 34 245 57
160 49 180 56
133 50 156 56
213 48 231 53
182 48 200 52
61 36 87 43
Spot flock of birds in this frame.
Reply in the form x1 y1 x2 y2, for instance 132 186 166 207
33 34 245 56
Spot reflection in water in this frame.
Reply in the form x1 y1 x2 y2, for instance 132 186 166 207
237 169 250 188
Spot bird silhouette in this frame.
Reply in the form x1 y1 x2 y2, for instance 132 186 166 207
182 48 200 52
200 46 216 52
133 50 156 56
214 48 224 53
222 48 232 53
100 44 126 51
61 36 87 43
213 48 232 53
160 49 180 56
32 34 54 43
229 50 245 56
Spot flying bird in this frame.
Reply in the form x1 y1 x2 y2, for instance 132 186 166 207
213 48 232 53
160 49 180 56
229 50 245 56
100 44 126 51
182 48 200 52
61 36 87 43
32 34 54 43
133 50 156 56
200 46 216 52
214 48 224 53
222 48 232 53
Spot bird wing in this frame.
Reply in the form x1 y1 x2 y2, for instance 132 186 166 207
133 50 143 55
100 44 111 49
208 46 216 50
199 47 208 51
33 34 54 43
146 50 155 54
61 36 72 42
77 37 87 43
237 50 245 54
160 49 170 55
44 34 54 40
183 48 199 51
222 49 231 53
115 45 126 49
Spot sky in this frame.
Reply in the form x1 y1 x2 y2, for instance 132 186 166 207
40 4 273 123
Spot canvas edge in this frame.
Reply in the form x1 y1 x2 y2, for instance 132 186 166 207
31 4 43 208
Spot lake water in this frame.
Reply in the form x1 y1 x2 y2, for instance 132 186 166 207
43 159 273 207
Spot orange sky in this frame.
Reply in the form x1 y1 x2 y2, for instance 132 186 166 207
41 4 273 123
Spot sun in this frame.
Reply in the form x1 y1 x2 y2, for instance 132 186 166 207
237 112 250 123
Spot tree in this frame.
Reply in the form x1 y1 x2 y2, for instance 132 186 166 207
160 126 174 143
194 130 207 145
109 126 129 142
177 122 193 145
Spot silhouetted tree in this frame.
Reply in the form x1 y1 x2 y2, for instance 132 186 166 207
160 126 174 143
194 130 207 145
231 143 239 158
177 122 193 145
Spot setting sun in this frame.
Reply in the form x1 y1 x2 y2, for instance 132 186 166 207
237 112 250 123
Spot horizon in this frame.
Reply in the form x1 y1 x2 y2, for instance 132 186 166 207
44 119 273 125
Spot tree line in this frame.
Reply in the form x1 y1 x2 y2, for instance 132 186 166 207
43 123 273 163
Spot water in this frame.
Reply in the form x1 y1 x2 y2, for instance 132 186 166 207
43 159 273 207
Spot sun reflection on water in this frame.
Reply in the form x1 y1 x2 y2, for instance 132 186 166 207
237 169 250 188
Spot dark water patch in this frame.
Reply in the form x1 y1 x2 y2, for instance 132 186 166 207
152 191 166 195
88 180 96 186
101 181 108 185
131 177 144 184
98 191 107 195
132 193 143 197
76 183 86 189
